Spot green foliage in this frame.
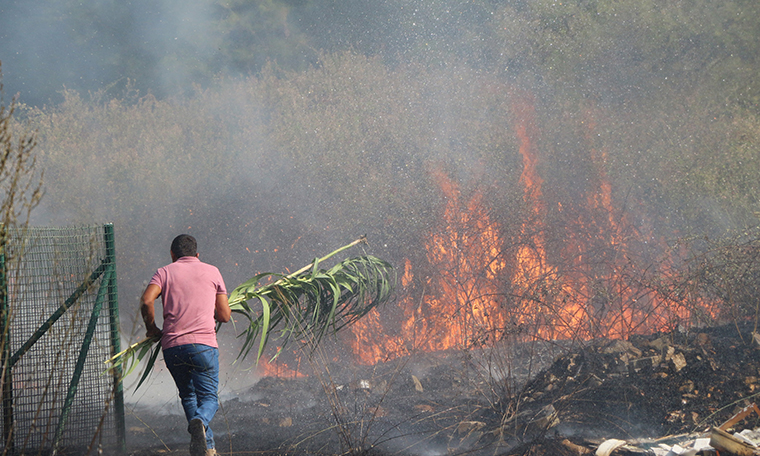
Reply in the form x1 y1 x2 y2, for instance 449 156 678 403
485 0 760 233
492 0 760 101
229 254 396 362
595 80 760 234
212 0 316 73
105 335 161 391
662 113 760 230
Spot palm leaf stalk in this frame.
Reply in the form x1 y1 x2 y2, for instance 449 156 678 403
105 236 396 387
105 334 161 390
229 243 396 362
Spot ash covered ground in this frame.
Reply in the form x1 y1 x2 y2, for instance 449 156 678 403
126 323 760 455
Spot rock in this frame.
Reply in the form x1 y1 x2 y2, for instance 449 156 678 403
665 347 687 372
646 337 671 352
602 339 643 359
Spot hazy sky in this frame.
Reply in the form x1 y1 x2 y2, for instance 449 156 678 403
0 0 219 106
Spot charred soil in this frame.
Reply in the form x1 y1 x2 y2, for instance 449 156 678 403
126 323 760 455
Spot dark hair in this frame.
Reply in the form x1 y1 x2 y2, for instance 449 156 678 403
171 234 197 258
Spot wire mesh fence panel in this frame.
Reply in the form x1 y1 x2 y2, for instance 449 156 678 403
1 224 124 455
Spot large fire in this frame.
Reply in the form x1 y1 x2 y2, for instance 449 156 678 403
345 96 720 366
260 97 719 374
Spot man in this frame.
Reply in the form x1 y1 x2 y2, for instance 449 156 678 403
141 234 231 456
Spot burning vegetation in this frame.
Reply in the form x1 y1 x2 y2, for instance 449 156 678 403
4 3 759 453
344 94 736 370
122 92 760 455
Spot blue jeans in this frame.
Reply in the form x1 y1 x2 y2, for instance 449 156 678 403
163 344 220 449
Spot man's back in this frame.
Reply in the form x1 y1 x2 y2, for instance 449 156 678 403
150 256 227 349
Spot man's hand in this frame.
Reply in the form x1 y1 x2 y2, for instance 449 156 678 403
146 324 163 339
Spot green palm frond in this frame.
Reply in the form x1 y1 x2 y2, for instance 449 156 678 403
104 335 161 390
105 237 396 388
229 253 396 363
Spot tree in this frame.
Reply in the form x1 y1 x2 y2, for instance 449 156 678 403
0 63 44 242
486 0 760 234
0 63 44 454
212 0 316 74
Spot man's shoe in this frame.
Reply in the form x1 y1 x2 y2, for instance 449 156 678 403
205 449 217 456
188 418 206 456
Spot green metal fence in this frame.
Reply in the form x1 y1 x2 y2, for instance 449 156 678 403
0 224 125 455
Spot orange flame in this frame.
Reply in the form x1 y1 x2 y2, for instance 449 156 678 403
256 353 306 378
348 170 508 363
347 94 721 366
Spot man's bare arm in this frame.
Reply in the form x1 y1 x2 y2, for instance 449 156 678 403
215 293 231 323
140 284 163 338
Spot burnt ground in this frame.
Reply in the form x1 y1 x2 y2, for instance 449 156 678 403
125 323 760 455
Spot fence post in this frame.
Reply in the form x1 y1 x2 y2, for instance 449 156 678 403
1 225 126 454
104 224 126 453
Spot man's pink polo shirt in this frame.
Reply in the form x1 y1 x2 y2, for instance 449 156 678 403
149 256 227 350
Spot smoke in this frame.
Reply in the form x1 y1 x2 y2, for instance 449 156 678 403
0 0 219 106
11 0 749 354
4 1 760 452
125 351 263 408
